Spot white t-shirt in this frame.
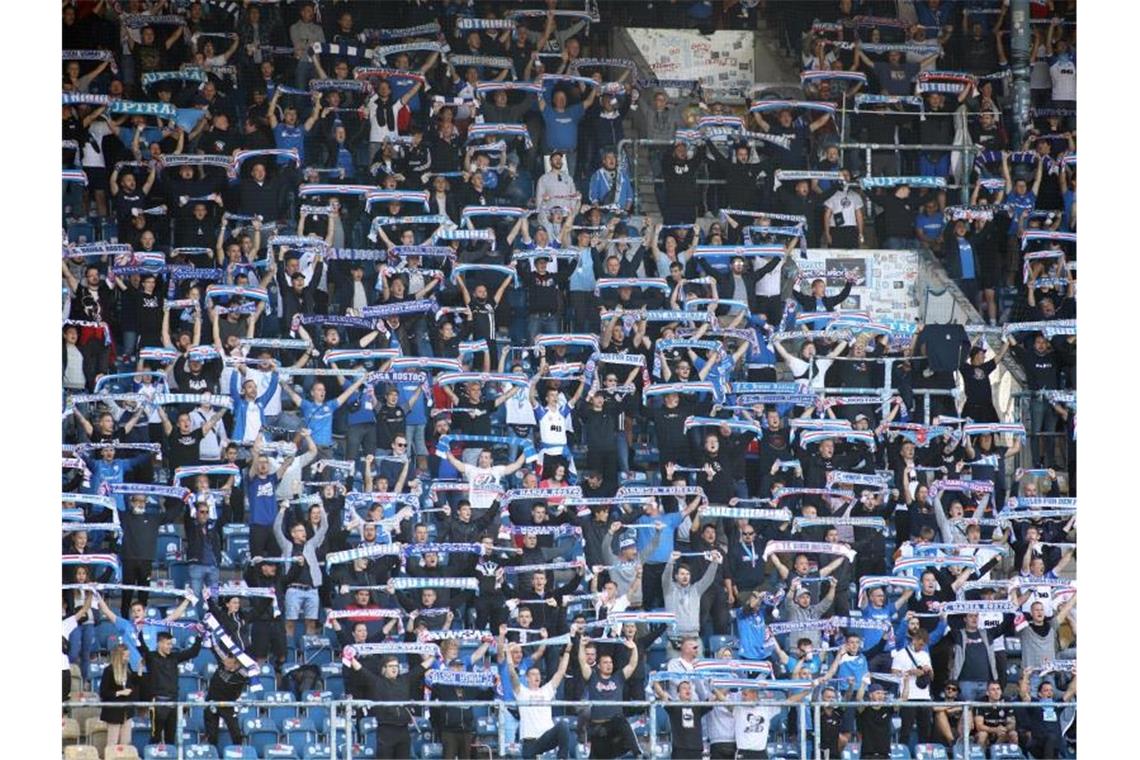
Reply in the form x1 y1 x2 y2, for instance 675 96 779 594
892 646 932 700
753 257 783 297
465 465 506 512
784 355 832 389
505 393 537 426
82 119 112 168
517 682 556 740
1049 56 1076 101
536 403 571 449
824 190 861 228
734 703 780 751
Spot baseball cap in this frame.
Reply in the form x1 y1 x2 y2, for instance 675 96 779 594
867 682 886 694
619 538 636 550
854 413 870 422
796 585 812 597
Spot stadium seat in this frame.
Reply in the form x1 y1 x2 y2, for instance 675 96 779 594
893 744 916 759
265 690 300 723
222 747 259 759
418 742 443 758
179 672 203 700
842 743 862 760
185 746 221 759
154 533 182 564
144 744 178 759
914 744 946 759
265 745 300 759
302 692 333 727
105 745 142 760
244 717 280 756
708 634 737 654
302 636 334 665
62 717 81 746
130 720 151 755
650 740 672 759
69 692 102 728
84 717 107 757
63 747 100 760
303 747 333 760
952 745 986 760
990 745 1026 759
283 717 318 756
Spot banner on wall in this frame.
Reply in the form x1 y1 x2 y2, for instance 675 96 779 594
625 28 756 95
794 249 921 324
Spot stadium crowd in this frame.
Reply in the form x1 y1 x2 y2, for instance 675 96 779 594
61 1 1077 759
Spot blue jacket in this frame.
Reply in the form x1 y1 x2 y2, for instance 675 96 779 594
588 166 634 210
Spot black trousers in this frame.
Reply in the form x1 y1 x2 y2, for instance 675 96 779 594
205 704 243 746
899 705 933 745
150 703 178 744
249 619 288 667
120 558 153 616
249 524 276 560
830 226 860 249
709 742 737 759
641 562 666 611
587 716 641 759
441 729 472 759
378 725 411 759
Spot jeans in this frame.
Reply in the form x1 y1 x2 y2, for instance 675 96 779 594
121 330 139 359
68 623 95 680
884 237 920 250
521 721 572 759
501 708 519 746
958 680 987 702
187 563 220 610
294 59 317 89
527 313 560 343
1029 396 1058 467
346 423 377 473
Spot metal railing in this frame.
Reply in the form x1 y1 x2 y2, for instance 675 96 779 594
62 697 1076 760
837 141 978 203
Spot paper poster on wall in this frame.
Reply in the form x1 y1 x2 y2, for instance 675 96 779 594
825 257 868 288
625 28 756 95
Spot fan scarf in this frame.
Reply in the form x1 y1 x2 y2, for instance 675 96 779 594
389 577 478 591
762 541 856 562
697 505 788 524
425 669 497 688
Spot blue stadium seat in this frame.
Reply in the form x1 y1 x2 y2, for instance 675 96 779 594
303 692 333 727
222 747 258 759
131 721 152 755
244 717 280 756
145 745 178 759
893 744 916 759
265 690 300 723
953 745 986 760
842 744 862 760
418 742 443 758
990 745 1026 759
914 744 944 759
302 636 334 665
264 745 300 759
185 746 220 759
67 221 96 244
475 716 497 738
179 672 203 700
708 635 737 655
650 740 672 759
154 534 182 564
167 561 191 591
303 747 333 760
283 717 318 756
769 742 799 758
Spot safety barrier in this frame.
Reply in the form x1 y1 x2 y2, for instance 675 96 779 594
62 697 1076 760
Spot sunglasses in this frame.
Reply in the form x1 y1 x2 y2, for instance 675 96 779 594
393 442 406 448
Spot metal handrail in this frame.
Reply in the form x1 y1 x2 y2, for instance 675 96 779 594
63 697 1076 760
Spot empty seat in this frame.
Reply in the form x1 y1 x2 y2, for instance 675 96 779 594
63 746 100 760
84 718 107 754
222 747 259 759
914 744 945 759
185 746 221 759
264 745 300 759
990 745 1026 759
62 717 82 745
144 745 178 759
105 745 143 760
303 747 332 760
283 717 318 756
893 744 916 759
245 717 281 756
